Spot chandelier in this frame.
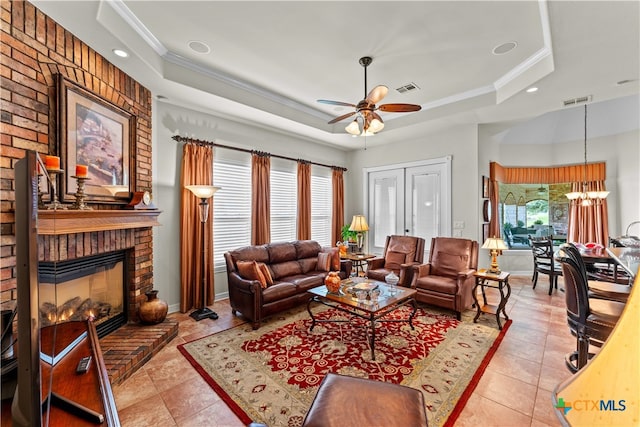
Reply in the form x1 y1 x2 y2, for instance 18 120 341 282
565 104 609 206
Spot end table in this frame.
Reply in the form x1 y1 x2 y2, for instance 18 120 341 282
472 270 511 329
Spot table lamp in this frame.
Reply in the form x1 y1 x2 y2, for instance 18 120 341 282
482 237 508 274
349 215 369 253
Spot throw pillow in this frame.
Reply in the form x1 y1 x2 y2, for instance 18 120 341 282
384 250 406 271
317 252 331 272
257 262 274 286
432 252 469 277
236 260 267 288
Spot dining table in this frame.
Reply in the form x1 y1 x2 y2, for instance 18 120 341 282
606 247 640 280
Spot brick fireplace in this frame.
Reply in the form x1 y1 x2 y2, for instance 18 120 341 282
37 210 178 385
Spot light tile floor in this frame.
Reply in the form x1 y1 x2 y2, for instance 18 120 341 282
113 275 576 426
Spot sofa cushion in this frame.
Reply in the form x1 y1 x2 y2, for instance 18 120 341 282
262 282 298 303
295 240 322 259
237 260 267 288
289 273 325 291
268 242 298 264
322 247 340 270
299 257 316 274
258 262 274 286
415 275 458 294
317 252 331 272
432 252 469 277
384 250 406 271
230 245 270 266
270 260 303 280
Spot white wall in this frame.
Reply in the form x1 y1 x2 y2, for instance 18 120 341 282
152 101 348 313
347 124 479 244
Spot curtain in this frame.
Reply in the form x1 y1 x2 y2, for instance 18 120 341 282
331 168 344 245
567 181 610 246
297 161 311 240
180 143 214 312
252 153 271 245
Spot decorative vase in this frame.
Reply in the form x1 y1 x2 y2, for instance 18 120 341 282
385 271 399 295
324 271 342 293
139 290 168 324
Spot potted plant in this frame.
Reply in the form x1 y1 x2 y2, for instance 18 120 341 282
341 224 357 243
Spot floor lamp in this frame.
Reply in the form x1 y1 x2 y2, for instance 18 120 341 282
186 185 220 321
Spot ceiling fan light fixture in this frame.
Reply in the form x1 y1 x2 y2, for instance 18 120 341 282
368 117 384 133
345 119 361 135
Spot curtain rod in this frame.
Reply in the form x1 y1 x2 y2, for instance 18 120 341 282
172 135 347 172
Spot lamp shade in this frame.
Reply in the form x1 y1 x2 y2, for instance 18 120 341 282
482 237 508 251
345 119 360 135
185 185 220 199
349 215 369 232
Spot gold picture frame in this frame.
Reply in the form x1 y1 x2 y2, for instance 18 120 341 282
57 75 135 204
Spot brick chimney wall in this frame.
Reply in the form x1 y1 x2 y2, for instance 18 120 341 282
1 1 154 310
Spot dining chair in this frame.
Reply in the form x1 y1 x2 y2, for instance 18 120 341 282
555 247 625 373
529 236 562 295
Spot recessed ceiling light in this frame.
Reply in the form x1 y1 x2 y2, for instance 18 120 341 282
526 87 538 93
112 49 129 58
188 40 211 54
616 79 636 86
492 41 517 55
156 95 168 100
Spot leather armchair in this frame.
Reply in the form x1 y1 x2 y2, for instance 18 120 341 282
365 235 425 286
410 237 478 320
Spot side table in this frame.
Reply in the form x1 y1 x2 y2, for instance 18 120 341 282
340 253 375 276
472 270 511 330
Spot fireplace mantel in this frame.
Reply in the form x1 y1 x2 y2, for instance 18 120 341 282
37 209 161 235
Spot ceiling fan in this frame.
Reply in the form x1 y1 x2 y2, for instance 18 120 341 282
317 56 422 136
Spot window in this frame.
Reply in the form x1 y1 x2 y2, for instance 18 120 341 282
311 167 332 246
270 159 297 243
213 152 334 267
499 183 570 249
213 151 251 270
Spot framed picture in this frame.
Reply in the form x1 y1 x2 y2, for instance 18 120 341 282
483 200 491 222
482 223 489 243
482 175 490 199
57 75 135 203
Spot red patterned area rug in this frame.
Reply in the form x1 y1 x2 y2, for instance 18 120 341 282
178 304 510 427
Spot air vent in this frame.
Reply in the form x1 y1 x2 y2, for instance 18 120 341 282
563 95 592 107
396 82 420 94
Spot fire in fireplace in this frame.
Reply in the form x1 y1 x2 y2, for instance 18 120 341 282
38 251 126 337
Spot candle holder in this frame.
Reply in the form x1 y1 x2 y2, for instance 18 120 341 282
44 169 67 210
71 176 92 210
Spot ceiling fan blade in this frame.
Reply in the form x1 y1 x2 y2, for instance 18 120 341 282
378 103 422 112
317 99 356 107
327 111 356 124
365 85 388 104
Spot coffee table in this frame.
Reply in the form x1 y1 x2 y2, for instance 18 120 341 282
307 279 417 360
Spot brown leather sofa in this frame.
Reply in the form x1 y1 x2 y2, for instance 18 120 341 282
365 235 425 286
224 240 352 329
410 237 478 320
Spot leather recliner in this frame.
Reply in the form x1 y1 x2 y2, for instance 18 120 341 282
410 237 478 320
365 235 425 287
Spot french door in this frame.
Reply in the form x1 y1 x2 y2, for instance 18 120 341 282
366 157 451 256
